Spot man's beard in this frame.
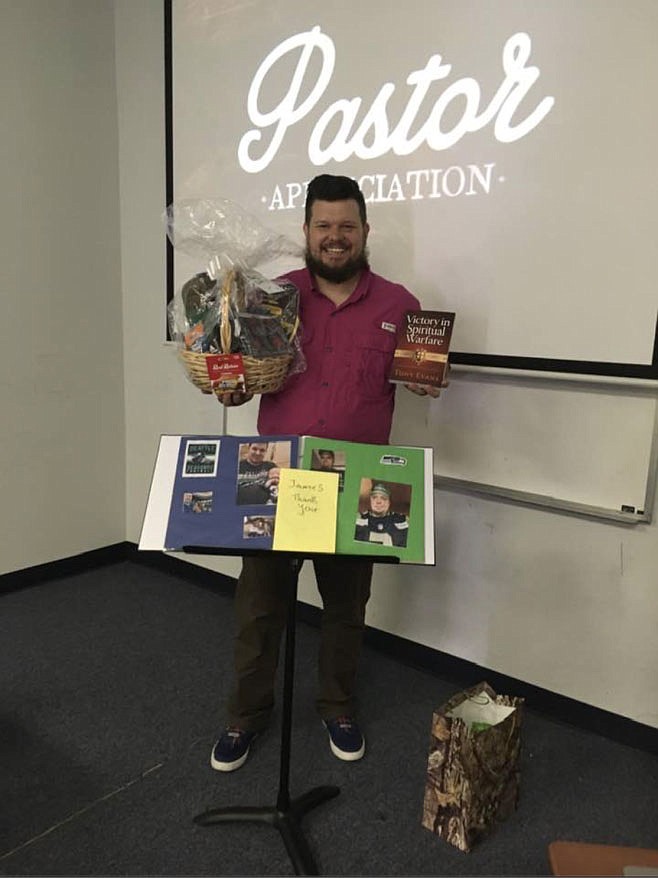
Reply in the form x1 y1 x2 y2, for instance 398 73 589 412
305 245 370 284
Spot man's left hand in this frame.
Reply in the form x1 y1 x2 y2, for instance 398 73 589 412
404 383 443 398
404 363 450 398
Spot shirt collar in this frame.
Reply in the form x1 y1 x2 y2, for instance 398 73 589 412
308 267 372 306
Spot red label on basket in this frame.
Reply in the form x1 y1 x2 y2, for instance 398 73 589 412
205 354 246 392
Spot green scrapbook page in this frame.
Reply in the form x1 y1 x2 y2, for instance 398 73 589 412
301 437 435 565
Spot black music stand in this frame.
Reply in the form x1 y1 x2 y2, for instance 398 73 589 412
185 547 398 876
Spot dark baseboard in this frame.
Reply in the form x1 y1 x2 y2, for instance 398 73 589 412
125 542 237 593
0 542 131 594
3 542 657 756
296 602 658 756
360 626 658 756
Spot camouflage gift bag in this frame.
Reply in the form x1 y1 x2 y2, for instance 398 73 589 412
421 681 524 852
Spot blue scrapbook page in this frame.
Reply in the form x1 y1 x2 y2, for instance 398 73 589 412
163 434 299 551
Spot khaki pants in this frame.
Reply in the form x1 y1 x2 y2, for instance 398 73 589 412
227 555 373 732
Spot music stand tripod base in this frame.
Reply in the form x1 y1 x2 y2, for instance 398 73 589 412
193 784 339 876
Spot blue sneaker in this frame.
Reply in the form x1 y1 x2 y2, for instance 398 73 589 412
324 716 365 761
210 727 257 772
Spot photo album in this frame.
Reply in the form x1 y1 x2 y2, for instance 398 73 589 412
139 434 435 564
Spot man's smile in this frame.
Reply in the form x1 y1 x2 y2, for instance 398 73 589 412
322 244 349 256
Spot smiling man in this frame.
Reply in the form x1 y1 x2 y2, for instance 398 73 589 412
303 192 370 289
212 174 448 773
236 442 280 506
355 481 409 548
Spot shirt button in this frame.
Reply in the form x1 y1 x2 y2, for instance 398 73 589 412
321 382 329 387
318 419 325 426
324 346 333 352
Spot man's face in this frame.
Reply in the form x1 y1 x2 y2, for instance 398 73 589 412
370 491 390 516
247 443 268 464
304 199 369 283
318 452 334 469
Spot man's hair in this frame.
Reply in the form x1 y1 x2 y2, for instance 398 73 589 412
318 448 335 458
305 174 367 225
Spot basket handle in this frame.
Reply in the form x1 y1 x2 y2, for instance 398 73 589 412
219 267 299 352
287 314 300 343
219 269 234 355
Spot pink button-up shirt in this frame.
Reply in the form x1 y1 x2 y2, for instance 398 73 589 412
257 267 420 444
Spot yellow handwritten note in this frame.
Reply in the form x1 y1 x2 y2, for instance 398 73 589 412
273 468 339 554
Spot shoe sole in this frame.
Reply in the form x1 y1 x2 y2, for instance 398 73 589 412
327 736 366 761
210 745 251 772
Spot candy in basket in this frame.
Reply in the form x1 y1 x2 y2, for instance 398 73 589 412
165 198 305 396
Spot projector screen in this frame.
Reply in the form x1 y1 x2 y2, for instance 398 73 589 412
166 0 658 379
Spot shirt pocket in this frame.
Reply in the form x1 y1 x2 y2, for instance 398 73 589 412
352 330 397 400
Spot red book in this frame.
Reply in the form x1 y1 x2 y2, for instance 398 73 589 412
389 310 456 388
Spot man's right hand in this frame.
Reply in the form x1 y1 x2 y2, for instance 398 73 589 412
219 391 254 407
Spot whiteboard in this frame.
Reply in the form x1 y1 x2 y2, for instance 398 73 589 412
390 373 658 521
167 0 658 377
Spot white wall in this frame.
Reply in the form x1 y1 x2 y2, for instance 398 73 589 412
9 0 652 730
0 0 125 574
115 0 244 582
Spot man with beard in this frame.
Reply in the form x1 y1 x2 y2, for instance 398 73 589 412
211 174 446 772
236 442 280 506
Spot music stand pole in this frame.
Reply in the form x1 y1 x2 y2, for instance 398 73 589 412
193 555 339 876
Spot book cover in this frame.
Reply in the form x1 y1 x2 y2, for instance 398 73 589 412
139 434 299 551
389 310 456 387
300 437 435 565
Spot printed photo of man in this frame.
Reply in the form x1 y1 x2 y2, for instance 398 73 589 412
236 441 287 506
311 447 346 491
354 480 410 548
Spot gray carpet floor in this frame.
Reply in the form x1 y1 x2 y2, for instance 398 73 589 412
1 560 657 876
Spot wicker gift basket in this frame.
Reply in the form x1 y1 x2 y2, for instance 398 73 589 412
165 198 305 397
176 266 300 396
